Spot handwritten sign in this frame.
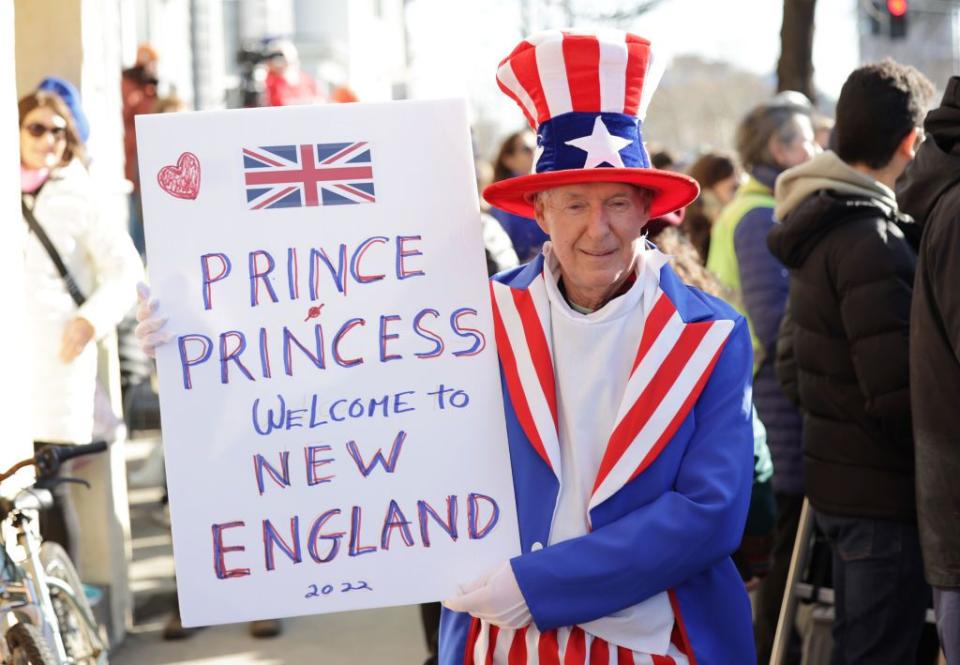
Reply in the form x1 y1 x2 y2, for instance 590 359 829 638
136 100 519 626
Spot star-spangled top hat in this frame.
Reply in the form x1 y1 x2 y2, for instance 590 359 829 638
483 30 699 220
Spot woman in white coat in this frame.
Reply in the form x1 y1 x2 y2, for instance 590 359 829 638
19 87 143 560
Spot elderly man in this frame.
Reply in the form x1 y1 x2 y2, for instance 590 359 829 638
439 31 755 665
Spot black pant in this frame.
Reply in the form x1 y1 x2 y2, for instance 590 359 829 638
421 602 441 665
816 511 929 665
754 491 804 665
32 442 81 567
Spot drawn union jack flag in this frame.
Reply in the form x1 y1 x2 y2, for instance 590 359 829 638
242 142 375 210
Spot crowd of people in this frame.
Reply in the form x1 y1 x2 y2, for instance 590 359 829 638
15 29 960 665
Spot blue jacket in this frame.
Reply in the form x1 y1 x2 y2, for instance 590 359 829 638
720 165 804 495
439 255 756 664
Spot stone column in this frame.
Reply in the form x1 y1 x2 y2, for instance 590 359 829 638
141 0 196 106
191 0 228 110
2 0 34 492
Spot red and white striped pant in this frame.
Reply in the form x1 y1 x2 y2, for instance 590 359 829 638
464 620 691 665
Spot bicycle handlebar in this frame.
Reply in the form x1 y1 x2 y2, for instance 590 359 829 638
36 441 107 479
0 442 108 483
46 441 107 465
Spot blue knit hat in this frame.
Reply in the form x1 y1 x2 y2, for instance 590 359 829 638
37 76 90 144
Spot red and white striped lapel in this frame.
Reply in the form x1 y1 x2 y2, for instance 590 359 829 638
490 274 561 477
490 254 735 503
589 284 734 511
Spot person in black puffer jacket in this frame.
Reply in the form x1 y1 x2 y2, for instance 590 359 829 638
898 75 960 665
769 60 934 665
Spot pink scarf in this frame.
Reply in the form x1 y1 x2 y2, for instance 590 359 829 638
20 166 49 194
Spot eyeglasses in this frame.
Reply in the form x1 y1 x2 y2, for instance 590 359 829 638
24 123 67 140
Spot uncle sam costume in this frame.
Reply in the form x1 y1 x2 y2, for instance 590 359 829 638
439 30 756 665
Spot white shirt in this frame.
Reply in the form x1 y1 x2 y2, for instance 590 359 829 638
540 241 675 655
544 247 646 545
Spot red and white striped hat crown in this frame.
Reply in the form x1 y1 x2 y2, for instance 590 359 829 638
496 29 663 128
483 30 699 220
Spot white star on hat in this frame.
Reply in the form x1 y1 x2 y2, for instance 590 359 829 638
564 117 634 169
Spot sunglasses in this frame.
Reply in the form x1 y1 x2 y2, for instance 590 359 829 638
24 123 67 139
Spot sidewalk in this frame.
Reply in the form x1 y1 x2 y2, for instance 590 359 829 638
111 434 429 665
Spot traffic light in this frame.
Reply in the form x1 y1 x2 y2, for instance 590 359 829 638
887 0 908 39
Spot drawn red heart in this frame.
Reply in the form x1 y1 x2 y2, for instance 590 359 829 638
157 152 201 200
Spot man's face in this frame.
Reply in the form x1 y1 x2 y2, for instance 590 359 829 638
533 182 650 300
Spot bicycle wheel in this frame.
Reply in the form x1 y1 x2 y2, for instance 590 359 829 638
5 622 56 665
39 542 104 665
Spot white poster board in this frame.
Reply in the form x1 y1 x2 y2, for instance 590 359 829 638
136 99 519 626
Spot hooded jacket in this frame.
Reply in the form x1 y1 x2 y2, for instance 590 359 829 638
769 151 919 522
898 76 960 587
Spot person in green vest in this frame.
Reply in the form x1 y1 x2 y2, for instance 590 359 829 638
707 95 818 665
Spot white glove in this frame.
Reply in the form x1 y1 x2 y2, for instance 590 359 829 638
443 561 531 629
134 282 174 358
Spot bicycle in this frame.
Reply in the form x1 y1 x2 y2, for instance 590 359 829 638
0 442 110 665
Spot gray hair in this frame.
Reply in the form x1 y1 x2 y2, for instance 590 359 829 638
736 102 812 171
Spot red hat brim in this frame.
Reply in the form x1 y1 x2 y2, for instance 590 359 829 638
483 167 700 221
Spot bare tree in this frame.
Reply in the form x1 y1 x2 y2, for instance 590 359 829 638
777 0 818 102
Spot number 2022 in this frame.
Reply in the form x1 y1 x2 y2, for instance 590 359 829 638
305 580 373 598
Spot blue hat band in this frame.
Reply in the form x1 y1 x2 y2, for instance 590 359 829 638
535 112 649 174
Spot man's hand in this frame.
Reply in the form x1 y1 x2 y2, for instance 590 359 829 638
443 561 531 629
60 316 95 362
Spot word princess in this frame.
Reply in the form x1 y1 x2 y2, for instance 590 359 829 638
173 233 488 390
